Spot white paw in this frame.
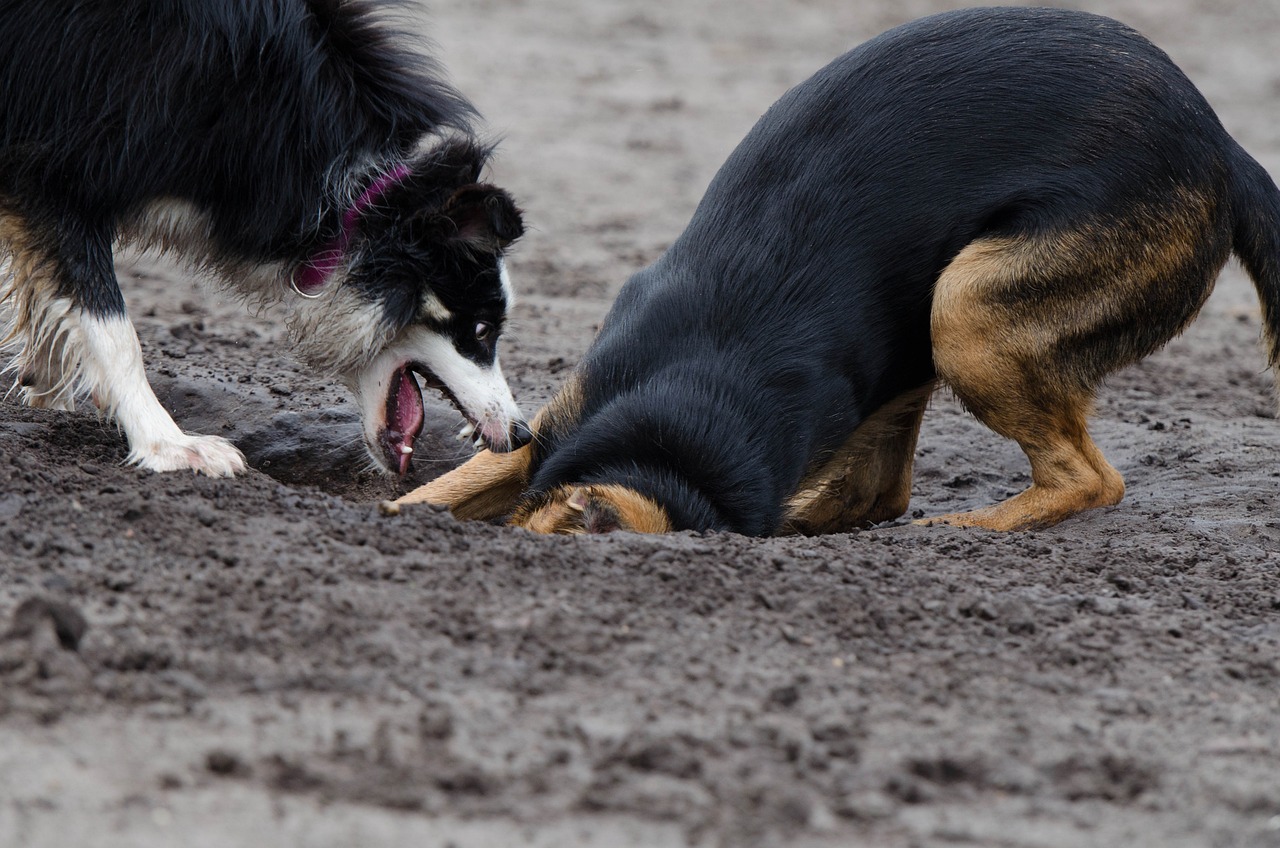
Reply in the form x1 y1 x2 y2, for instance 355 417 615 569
128 434 247 477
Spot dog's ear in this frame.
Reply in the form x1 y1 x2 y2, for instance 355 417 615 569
566 487 625 534
520 486 623 534
431 137 489 184
516 484 671 534
436 184 524 252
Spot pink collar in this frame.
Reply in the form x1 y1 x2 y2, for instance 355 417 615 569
291 163 413 297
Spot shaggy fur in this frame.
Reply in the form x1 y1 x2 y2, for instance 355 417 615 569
0 0 529 476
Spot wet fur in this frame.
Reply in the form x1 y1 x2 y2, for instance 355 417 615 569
0 0 523 475
401 7 1280 535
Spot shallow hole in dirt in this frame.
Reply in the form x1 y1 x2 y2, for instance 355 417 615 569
243 412 469 504
151 375 471 503
254 458 400 503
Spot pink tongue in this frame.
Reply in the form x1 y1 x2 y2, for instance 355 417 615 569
393 366 425 439
383 366 425 474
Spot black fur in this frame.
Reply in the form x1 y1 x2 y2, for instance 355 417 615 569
350 138 517 367
0 0 474 274
519 6 1280 535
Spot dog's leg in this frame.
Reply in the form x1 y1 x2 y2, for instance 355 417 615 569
4 214 245 476
919 203 1230 530
393 379 564 517
80 312 246 475
923 238 1130 531
395 374 585 519
394 445 533 519
2 217 74 410
782 384 932 534
919 387 1123 532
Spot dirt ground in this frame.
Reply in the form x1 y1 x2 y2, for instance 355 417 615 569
3 0 1280 845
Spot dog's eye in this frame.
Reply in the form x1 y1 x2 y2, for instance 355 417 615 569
474 321 494 342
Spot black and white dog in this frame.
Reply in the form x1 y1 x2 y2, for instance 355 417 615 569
0 0 530 477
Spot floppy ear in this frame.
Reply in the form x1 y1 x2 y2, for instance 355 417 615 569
515 485 621 535
514 484 672 535
437 184 524 252
431 137 488 184
565 487 625 534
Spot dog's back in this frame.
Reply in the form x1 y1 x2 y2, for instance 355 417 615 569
0 0 472 256
619 7 1236 401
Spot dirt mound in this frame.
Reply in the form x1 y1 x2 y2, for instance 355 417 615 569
3 1 1280 846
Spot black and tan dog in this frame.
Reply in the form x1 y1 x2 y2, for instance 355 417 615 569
397 7 1280 535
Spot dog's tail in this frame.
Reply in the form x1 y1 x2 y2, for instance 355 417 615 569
1229 144 1280 388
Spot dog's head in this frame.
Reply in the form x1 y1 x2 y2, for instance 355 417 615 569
511 484 672 535
289 139 531 474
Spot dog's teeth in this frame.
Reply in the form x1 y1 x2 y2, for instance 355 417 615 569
459 423 475 437
474 436 484 449
400 445 413 455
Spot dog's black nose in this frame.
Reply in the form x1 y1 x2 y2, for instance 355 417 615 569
508 419 534 449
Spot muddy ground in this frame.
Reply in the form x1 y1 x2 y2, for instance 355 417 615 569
3 0 1280 845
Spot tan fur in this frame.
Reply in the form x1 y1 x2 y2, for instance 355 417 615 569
782 383 933 534
920 190 1228 530
528 372 584 444
0 208 83 409
395 374 586 520
395 444 534 519
513 483 672 535
420 292 452 324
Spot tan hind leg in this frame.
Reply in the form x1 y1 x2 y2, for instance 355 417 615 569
919 394 1125 531
782 384 933 535
918 192 1230 530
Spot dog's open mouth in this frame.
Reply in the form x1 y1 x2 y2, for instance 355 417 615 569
379 362 490 475
379 365 427 475
367 345 529 475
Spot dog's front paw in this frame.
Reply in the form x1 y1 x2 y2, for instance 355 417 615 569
128 434 247 477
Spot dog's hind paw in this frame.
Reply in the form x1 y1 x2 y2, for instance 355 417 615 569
128 434 247 477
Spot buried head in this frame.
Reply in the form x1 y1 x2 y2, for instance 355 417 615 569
289 141 531 474
512 484 673 535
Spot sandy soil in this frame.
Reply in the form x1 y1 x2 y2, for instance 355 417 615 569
3 1 1280 845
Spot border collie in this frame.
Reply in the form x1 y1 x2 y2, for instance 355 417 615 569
0 0 530 477
397 7 1280 534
